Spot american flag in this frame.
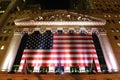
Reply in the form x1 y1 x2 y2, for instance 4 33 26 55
18 31 100 72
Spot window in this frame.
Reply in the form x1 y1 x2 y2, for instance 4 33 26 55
23 0 26 3
116 28 120 32
118 20 120 24
108 15 111 17
117 42 120 47
11 22 14 25
110 8 113 11
7 78 12 80
96 4 98 7
97 8 100 10
108 5 111 7
104 15 107 17
111 28 115 32
114 5 117 7
69 30 74 34
4 36 8 41
89 79 97 80
17 6 20 11
8 29 12 33
106 20 111 23
118 5 120 7
0 45 5 50
70 66 79 73
3 29 7 33
0 36 3 41
111 20 115 23
57 30 63 34
114 36 118 40
40 66 49 73
7 22 10 26
115 15 117 17
0 29 2 33
99 4 102 7
106 78 112 80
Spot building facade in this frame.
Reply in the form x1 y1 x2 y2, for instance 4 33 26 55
0 0 120 76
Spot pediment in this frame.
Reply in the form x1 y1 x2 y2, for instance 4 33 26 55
14 10 106 26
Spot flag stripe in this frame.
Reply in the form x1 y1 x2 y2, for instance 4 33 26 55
54 36 92 38
23 49 96 52
53 47 95 49
53 40 93 42
53 42 94 44
23 52 97 54
53 34 92 36
19 63 100 67
20 60 99 63
21 57 98 60
22 54 97 57
54 38 93 40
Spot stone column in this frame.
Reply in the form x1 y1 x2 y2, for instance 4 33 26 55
98 32 119 72
1 32 23 72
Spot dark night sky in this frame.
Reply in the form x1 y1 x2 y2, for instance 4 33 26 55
41 0 70 9
26 0 71 10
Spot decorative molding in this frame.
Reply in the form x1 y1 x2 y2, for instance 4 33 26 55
14 10 106 26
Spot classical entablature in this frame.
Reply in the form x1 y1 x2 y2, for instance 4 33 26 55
14 10 106 26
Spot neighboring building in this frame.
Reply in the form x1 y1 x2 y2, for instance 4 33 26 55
0 0 120 80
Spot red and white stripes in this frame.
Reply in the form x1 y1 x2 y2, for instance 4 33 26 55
18 34 101 72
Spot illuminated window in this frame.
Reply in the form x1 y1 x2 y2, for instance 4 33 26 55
111 28 115 32
115 15 117 17
117 42 120 47
0 10 5 14
108 15 111 17
8 29 12 33
17 6 20 11
118 20 120 24
23 0 26 3
0 45 5 50
3 29 7 33
104 15 107 17
116 28 120 32
112 2 114 4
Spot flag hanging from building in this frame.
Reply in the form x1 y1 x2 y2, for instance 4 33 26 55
19 31 100 72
